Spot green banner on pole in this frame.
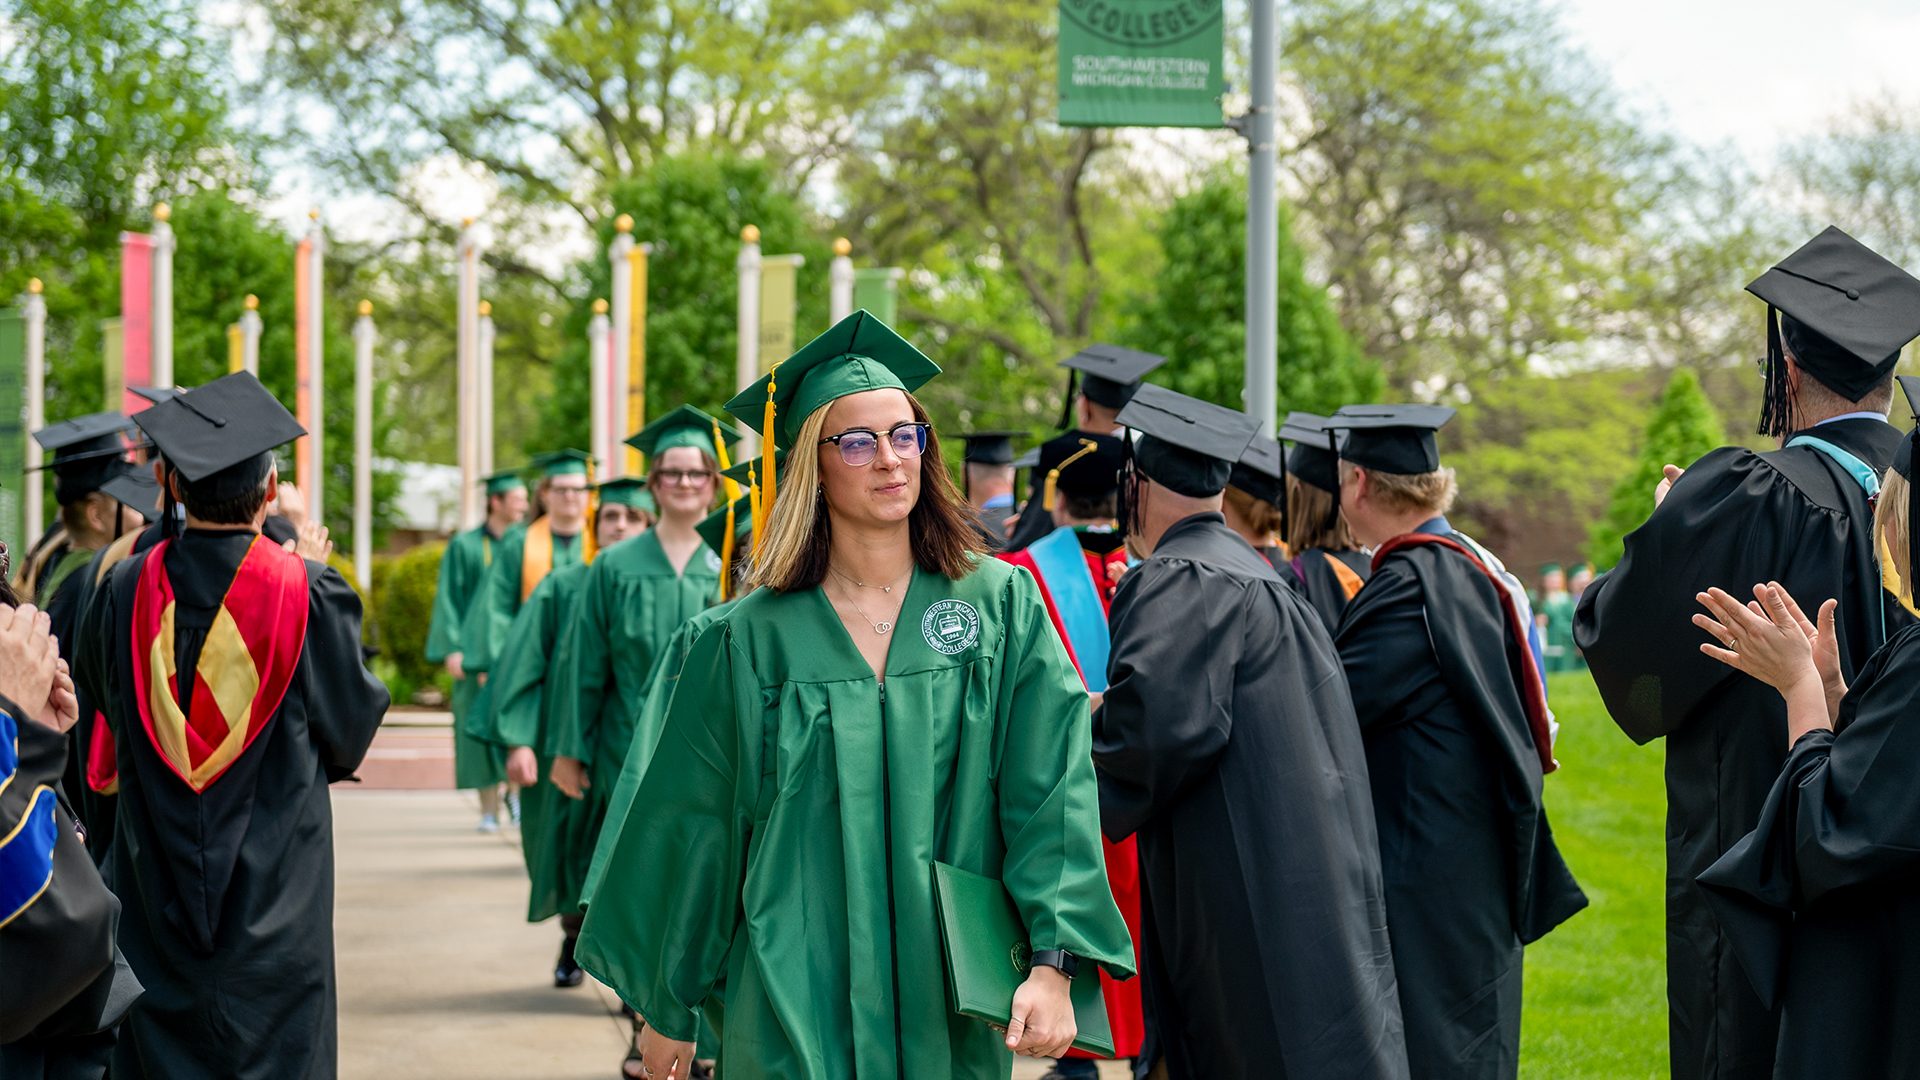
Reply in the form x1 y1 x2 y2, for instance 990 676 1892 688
1057 0 1224 128
854 268 904 327
0 310 24 558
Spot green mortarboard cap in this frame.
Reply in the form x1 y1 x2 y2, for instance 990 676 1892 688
725 310 940 448
695 492 754 554
721 450 787 488
595 477 654 511
1540 563 1564 574
479 468 527 496
628 404 741 457
529 449 594 478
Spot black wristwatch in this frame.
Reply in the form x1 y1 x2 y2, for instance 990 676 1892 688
1029 949 1078 980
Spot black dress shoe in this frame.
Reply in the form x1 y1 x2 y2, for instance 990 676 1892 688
554 935 584 988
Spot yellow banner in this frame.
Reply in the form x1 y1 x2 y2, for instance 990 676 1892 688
759 254 803 374
628 245 647 476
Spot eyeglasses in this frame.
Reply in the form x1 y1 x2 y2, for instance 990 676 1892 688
820 422 930 466
547 484 590 497
653 469 714 487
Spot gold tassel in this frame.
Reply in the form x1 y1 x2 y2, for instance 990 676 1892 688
719 500 736 600
761 363 779 537
1043 439 1099 512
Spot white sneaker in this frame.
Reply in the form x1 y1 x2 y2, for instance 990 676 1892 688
476 813 500 834
505 790 522 826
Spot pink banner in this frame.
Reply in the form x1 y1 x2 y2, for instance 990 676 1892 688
120 233 153 415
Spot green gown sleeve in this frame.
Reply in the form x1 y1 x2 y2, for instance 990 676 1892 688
424 531 472 664
579 607 724 909
994 571 1138 978
462 529 523 675
545 559 611 764
475 576 557 748
574 620 755 1041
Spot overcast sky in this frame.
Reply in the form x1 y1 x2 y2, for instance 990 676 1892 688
1555 0 1920 157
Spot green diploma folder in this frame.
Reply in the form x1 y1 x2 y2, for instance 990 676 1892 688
931 861 1115 1057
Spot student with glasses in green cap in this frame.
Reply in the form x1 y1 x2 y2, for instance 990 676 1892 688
428 467 529 832
464 476 652 989
577 312 1134 1080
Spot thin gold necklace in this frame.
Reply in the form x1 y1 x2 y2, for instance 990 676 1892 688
830 565 911 634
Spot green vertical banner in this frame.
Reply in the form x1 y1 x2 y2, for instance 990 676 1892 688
0 310 23 558
1058 0 1225 128
853 268 904 327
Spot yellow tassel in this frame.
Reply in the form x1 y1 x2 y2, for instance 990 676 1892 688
712 420 741 502
747 462 763 553
761 364 779 536
719 501 736 601
1043 439 1099 513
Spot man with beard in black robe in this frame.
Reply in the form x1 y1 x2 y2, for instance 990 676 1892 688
1005 344 1166 551
75 372 388 1080
1092 384 1409 1080
1574 227 1920 1080
1332 404 1587 1080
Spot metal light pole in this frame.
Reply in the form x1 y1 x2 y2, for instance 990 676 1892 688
353 301 375 591
1244 0 1279 437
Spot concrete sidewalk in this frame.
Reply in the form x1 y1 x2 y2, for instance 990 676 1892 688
331 787 1127 1079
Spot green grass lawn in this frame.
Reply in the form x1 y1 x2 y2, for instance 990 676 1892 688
1520 670 1669 1079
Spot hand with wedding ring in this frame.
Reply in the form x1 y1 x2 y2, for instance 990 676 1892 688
1694 582 1842 744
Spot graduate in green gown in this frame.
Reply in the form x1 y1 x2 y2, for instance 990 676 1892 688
467 477 653 985
426 468 527 831
578 312 1135 1080
457 450 598 827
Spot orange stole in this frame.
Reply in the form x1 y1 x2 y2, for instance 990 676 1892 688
520 515 595 602
131 536 310 793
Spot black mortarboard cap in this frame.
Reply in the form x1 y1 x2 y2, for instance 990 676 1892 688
1229 435 1286 509
1116 384 1261 497
1280 412 1339 494
1748 227 1920 401
129 386 187 405
956 430 1025 466
34 411 137 503
133 372 305 496
1061 344 1168 411
98 466 161 522
1328 404 1457 475
1037 432 1126 506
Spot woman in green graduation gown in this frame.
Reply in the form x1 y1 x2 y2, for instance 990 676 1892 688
467 478 652 984
577 312 1134 1080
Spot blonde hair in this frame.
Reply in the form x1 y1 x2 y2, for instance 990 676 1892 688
1340 460 1458 517
1876 466 1909 602
747 394 986 593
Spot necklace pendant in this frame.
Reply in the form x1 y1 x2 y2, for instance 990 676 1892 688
876 621 893 634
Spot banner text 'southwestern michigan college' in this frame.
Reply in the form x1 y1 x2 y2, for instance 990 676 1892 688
1058 0 1224 128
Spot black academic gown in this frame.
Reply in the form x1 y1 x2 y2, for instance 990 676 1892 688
1694 624 1920 1079
0 697 143 1080
60 525 164 871
1293 546 1373 635
1573 417 1902 1080
75 529 388 1080
1337 537 1586 1080
1094 513 1409 1080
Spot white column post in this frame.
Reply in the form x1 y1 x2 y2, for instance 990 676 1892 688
305 210 327 522
353 301 375 591
830 238 855 322
240 295 262 376
23 279 45 541
455 219 480 528
151 204 174 389
477 300 495 476
736 225 763 456
588 299 609 474
608 216 635 479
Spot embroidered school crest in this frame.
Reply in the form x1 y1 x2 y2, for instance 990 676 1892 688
921 599 981 656
705 549 724 573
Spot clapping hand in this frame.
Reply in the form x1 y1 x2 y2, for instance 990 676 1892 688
0 603 61 730
1695 582 1839 743
285 520 333 562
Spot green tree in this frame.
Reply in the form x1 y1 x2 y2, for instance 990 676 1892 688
1124 172 1379 416
529 157 829 456
1586 367 1723 569
0 0 238 419
1278 0 1651 386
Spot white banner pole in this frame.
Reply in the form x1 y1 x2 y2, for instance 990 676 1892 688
353 301 375 589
